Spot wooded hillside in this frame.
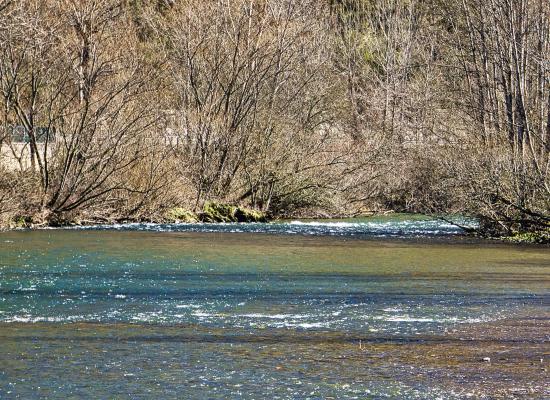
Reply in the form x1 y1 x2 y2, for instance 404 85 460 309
0 0 548 236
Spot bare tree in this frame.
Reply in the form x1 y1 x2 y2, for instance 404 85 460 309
163 0 350 212
444 0 550 232
0 0 160 222
0 0 547 230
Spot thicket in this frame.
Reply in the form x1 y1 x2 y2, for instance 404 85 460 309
0 0 548 237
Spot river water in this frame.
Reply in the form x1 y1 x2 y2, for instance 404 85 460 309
0 216 548 398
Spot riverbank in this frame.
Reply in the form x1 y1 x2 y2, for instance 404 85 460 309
5 202 268 229
3 202 549 244
3 210 468 236
4 202 393 230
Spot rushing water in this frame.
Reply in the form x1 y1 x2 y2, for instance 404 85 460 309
59 214 476 237
0 217 548 399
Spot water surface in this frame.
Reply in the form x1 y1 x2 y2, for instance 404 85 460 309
0 219 548 398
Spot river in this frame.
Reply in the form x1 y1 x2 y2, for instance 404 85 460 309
0 216 548 398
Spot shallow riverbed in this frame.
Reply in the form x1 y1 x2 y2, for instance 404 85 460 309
0 219 548 398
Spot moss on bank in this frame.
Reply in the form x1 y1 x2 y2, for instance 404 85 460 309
199 202 267 223
163 203 267 224
3 202 268 229
503 229 550 244
164 207 199 223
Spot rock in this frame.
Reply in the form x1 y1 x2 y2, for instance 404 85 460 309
200 202 236 223
199 202 266 223
234 207 267 223
165 207 198 223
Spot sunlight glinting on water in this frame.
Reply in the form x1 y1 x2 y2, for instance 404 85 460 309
1 219 548 399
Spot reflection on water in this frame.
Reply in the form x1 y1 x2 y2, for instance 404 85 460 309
0 225 548 398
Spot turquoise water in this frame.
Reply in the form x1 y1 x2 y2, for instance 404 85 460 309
0 219 548 398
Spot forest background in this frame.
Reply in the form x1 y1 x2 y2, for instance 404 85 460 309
0 0 548 238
